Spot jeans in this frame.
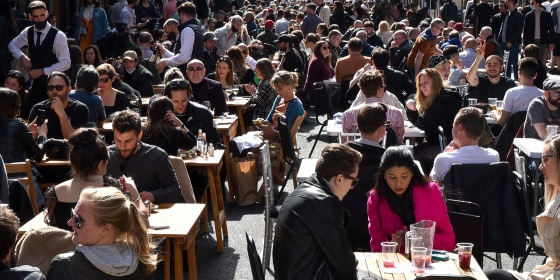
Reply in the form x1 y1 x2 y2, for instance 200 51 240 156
501 43 519 80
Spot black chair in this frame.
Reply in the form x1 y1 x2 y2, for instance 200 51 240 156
513 171 547 272
415 275 477 280
276 118 300 205
442 162 526 269
246 232 265 280
438 126 447 152
495 111 527 161
446 199 484 266
308 82 334 158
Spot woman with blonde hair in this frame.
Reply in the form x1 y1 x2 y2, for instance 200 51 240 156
47 187 157 279
377 20 393 47
406 68 462 170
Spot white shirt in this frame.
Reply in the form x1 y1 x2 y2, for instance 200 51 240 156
503 85 543 114
161 24 195 67
430 145 499 182
275 18 290 35
246 56 257 70
120 5 135 26
8 22 71 75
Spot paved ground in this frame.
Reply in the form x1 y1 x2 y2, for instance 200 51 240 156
154 109 545 280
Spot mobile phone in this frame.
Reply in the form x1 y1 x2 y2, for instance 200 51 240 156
36 108 46 126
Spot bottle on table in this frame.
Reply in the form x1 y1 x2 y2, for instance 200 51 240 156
202 133 208 158
196 129 203 156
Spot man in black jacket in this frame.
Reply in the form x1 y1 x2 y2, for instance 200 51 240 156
273 143 361 279
523 0 555 65
498 0 524 80
121 50 154 97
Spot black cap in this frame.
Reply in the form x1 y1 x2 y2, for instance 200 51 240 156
274 34 292 44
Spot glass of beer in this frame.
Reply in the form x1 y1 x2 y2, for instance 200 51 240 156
496 100 504 114
488 98 498 110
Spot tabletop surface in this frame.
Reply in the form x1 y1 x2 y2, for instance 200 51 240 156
513 138 544 159
355 252 488 280
327 120 426 138
226 97 251 106
182 149 225 166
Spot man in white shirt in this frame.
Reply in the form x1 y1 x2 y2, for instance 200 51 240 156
8 1 70 111
430 107 499 182
493 57 543 126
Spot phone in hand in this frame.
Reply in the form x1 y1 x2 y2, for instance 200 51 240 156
36 108 46 126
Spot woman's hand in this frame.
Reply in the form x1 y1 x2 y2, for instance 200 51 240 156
406 99 417 111
244 83 257 95
391 226 408 251
165 110 183 127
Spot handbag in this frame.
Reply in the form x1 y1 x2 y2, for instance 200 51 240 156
42 139 70 159
80 26 88 36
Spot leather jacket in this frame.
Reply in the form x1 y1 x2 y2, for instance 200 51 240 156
0 118 44 163
273 175 357 280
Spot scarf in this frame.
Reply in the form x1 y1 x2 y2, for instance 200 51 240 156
76 242 138 276
384 184 416 228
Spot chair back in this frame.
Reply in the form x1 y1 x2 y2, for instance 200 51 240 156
5 159 39 214
290 110 307 148
278 118 296 165
442 162 526 257
168 156 196 203
246 232 265 280
438 126 447 152
313 82 333 122
495 111 527 160
446 199 484 265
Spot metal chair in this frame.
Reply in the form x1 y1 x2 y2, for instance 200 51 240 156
447 199 484 266
308 82 334 157
276 118 300 205
261 141 279 273
246 232 265 280
438 126 447 152
5 159 39 214
513 171 547 272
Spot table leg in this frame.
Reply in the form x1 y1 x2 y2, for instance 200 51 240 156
164 238 171 280
187 241 197 280
221 131 236 203
208 166 228 253
237 107 246 134
173 239 182 280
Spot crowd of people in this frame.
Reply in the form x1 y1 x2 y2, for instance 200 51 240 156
3 0 560 278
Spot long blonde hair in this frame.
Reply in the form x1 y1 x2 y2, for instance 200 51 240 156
415 68 443 114
544 135 560 206
80 188 158 274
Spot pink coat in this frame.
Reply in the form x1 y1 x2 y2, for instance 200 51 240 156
367 181 455 252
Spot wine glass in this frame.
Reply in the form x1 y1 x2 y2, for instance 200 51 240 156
226 86 233 99
232 85 240 98
202 101 213 115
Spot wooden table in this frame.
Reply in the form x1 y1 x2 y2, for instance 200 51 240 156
354 252 488 280
18 203 206 280
215 116 239 202
183 149 228 253
226 97 251 134
35 157 70 167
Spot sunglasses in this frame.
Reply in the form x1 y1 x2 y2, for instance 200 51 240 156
342 174 360 187
186 67 205 72
71 208 88 229
321 46 329 50
47 85 67 91
99 77 110 83
218 56 231 62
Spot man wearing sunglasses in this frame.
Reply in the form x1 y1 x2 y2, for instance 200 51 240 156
524 77 560 139
185 59 228 117
273 143 361 279
28 71 88 140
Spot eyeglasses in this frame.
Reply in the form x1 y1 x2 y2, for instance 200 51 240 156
99 77 110 83
342 174 360 187
47 85 67 91
186 67 205 72
71 208 89 229
549 90 560 98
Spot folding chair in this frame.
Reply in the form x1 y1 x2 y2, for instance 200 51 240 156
5 159 39 214
246 232 265 280
446 199 484 266
513 171 546 272
309 82 334 157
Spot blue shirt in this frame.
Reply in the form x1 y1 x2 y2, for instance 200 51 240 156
266 96 304 129
69 90 106 124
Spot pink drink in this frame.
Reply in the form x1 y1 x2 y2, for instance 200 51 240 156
459 252 472 269
413 255 426 272
383 260 395 268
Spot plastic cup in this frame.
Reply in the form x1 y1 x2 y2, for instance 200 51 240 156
488 98 498 110
468 98 477 106
411 247 428 272
547 125 558 137
457 243 473 270
381 242 398 268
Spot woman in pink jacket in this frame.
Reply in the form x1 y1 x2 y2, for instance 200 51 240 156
367 146 455 252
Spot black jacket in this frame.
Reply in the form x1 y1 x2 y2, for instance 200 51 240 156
122 64 154 97
176 101 221 146
190 78 228 117
273 175 357 280
407 90 463 145
498 9 524 45
380 67 416 105
523 9 555 46
0 118 44 163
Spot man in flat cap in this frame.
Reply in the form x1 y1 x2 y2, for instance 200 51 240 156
201 32 219 73
524 77 560 139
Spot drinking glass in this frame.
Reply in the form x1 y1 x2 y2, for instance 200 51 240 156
547 125 558 137
457 243 473 270
468 98 477 106
232 85 240 97
226 86 233 99
496 100 504 114
381 242 398 268
488 98 498 110
411 247 428 272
